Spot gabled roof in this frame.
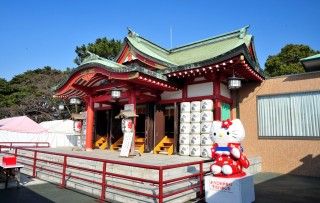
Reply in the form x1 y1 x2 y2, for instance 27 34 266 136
300 53 320 72
120 26 258 69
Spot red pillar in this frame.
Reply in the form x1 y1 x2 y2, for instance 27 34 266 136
85 96 94 150
213 78 221 121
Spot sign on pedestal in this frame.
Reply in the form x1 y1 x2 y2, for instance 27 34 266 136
205 174 255 203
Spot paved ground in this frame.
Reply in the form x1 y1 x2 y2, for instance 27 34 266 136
1 172 320 203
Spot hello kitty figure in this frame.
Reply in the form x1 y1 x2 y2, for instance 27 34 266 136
209 119 249 177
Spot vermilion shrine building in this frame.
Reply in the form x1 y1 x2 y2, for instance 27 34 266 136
54 26 264 154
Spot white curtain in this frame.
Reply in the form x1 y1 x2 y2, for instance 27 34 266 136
258 91 320 137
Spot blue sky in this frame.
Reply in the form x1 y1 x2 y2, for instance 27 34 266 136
1 0 319 80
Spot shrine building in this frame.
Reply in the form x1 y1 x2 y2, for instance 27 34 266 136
53 26 264 155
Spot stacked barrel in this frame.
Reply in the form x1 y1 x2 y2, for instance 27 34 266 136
189 101 201 156
179 102 191 156
200 99 214 158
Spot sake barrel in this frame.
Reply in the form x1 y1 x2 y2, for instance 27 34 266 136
180 112 191 123
190 145 201 157
201 133 214 145
180 102 191 112
190 123 201 134
190 133 201 145
179 144 190 156
180 123 191 134
190 112 201 123
201 122 212 134
201 99 213 111
201 111 213 122
179 134 190 145
190 101 201 112
200 145 212 158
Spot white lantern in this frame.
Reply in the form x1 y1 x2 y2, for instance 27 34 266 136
228 76 242 90
69 97 81 105
111 89 121 99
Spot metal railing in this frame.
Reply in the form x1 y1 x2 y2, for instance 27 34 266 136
0 145 204 203
0 142 50 150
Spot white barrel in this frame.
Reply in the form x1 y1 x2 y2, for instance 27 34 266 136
201 133 214 145
190 123 201 134
190 112 201 123
201 111 213 122
201 99 213 111
200 145 212 158
181 102 191 112
179 144 190 156
190 134 201 145
180 123 191 134
201 122 212 134
180 113 191 123
191 101 201 112
179 134 190 145
190 145 201 157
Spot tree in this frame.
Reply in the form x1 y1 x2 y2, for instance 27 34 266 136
0 66 73 122
74 37 122 65
264 44 319 77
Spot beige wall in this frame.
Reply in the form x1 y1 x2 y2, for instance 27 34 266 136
239 72 320 177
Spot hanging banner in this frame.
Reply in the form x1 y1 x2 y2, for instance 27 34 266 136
120 119 134 157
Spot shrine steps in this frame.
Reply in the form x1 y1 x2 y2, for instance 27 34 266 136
153 136 174 155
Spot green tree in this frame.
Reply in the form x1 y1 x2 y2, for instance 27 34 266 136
0 66 72 122
74 37 122 65
264 44 319 77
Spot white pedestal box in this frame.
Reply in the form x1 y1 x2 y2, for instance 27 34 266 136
189 145 201 157
191 112 201 123
181 102 191 112
179 144 190 156
191 101 201 112
200 145 212 158
190 123 201 134
180 113 191 123
201 111 213 122
179 134 190 145
201 134 213 145
201 99 213 111
180 123 191 134
190 134 201 145
205 175 255 203
201 122 212 133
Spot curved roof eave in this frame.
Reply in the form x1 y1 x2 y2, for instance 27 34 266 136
163 43 264 79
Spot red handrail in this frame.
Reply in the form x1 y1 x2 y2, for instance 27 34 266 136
0 145 204 202
0 142 50 149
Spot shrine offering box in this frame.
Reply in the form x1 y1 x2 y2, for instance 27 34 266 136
2 156 17 165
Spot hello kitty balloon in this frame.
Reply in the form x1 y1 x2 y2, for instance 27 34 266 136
209 119 249 177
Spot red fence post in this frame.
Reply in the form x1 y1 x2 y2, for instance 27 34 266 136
10 142 12 151
36 143 38 148
199 162 204 197
61 155 67 188
159 167 164 203
0 145 2 153
32 151 38 177
100 161 107 201
15 148 18 156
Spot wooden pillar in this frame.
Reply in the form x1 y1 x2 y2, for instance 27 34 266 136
85 96 94 150
213 78 221 121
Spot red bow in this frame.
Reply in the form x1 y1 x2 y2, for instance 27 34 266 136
221 119 233 129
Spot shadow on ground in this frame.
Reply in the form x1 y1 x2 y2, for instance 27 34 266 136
254 172 320 203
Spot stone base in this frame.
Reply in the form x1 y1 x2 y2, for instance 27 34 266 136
205 174 255 203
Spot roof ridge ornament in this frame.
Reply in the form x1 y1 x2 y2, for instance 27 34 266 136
239 25 249 39
127 27 139 38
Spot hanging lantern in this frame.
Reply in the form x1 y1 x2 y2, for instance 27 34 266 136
69 97 81 105
111 89 121 99
228 76 242 90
